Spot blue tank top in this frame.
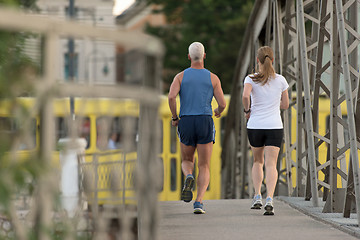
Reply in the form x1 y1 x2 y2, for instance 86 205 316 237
179 68 214 117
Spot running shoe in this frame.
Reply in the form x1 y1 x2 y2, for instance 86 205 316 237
193 201 205 214
250 194 262 209
263 197 274 215
181 174 194 203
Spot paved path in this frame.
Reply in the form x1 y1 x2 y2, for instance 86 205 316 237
158 199 358 240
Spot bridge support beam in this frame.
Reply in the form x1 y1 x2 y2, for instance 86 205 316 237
222 0 360 227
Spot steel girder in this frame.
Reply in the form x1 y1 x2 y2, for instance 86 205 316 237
222 0 360 226
333 0 360 225
221 0 269 199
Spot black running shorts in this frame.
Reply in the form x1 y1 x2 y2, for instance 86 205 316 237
247 129 283 148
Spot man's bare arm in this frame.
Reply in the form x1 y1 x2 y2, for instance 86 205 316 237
168 73 182 120
212 73 226 117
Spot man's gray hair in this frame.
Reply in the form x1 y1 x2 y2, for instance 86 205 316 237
188 42 205 62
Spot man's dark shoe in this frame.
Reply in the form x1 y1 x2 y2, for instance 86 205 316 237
181 174 194 203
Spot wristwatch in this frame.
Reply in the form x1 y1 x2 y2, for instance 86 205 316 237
172 116 179 121
244 108 251 114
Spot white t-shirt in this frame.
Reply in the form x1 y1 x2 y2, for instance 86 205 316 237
244 73 289 129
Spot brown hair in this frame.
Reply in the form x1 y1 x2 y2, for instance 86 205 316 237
250 46 275 85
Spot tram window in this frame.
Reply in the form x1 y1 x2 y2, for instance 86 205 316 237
55 117 91 149
79 118 91 148
55 118 67 140
342 115 349 143
0 117 12 132
159 120 163 153
0 117 36 150
97 116 139 151
170 158 177 191
325 114 349 144
170 122 177 153
325 115 329 136
158 158 164 191
220 116 227 146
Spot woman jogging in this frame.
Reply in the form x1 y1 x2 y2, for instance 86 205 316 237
242 46 289 215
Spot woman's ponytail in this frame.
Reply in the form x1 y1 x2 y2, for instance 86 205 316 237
250 46 275 85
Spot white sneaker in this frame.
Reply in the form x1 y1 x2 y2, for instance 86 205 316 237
264 197 274 215
251 194 262 209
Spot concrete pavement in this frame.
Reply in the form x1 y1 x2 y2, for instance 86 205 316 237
158 198 359 240
278 196 360 238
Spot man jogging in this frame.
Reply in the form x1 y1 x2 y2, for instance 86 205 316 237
168 42 226 214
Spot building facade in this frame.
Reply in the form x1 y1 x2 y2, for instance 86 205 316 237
115 1 166 85
32 0 117 85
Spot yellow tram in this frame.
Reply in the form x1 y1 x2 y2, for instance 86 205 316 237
0 95 347 204
0 96 229 204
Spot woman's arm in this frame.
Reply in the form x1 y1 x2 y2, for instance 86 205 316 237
242 83 252 119
242 83 252 112
280 90 289 110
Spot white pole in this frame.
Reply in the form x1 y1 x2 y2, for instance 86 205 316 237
58 138 87 217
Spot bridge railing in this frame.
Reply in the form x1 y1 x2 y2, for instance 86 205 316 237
0 7 163 240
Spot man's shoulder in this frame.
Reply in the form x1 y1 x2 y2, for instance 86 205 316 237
209 71 219 79
204 68 214 74
174 71 185 82
175 70 185 76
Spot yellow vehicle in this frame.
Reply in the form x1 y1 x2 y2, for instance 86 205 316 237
158 96 229 201
2 95 342 203
0 96 230 205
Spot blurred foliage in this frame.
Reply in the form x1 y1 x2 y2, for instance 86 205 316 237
0 0 37 9
0 2 106 239
146 0 255 93
0 32 38 98
0 0 39 203
0 1 60 239
0 3 92 240
0 0 39 185
0 0 40 98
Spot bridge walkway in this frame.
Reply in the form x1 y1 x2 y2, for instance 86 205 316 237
158 198 359 240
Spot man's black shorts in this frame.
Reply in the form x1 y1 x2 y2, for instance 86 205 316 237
177 115 215 147
247 129 283 148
